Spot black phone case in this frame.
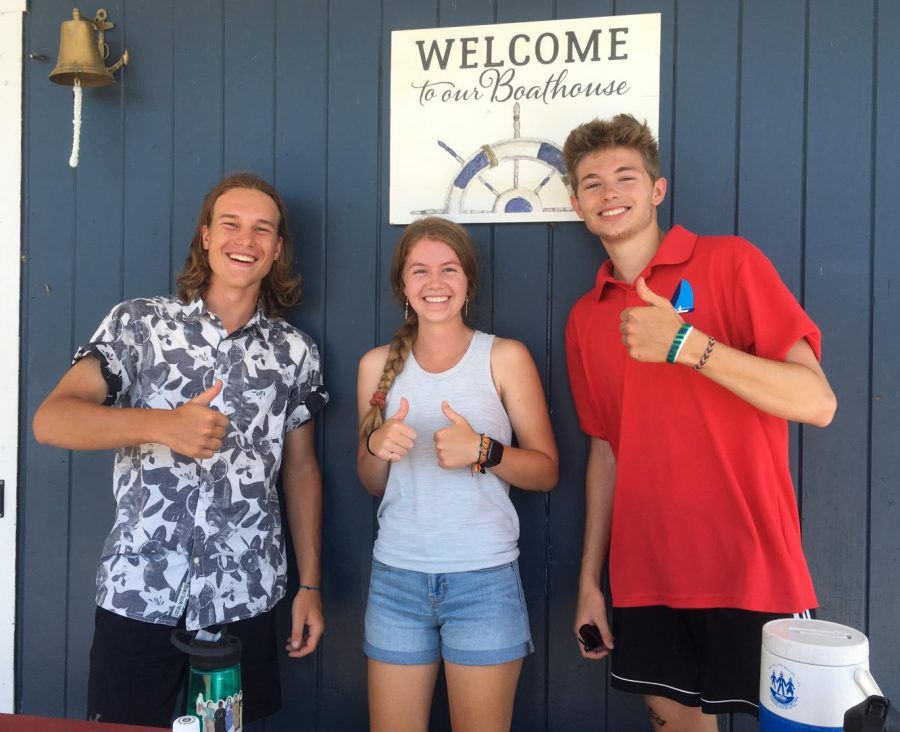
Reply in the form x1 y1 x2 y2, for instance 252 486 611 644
578 623 603 650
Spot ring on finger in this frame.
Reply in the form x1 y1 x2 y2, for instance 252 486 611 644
388 451 394 461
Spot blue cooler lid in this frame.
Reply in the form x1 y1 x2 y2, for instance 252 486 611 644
763 618 869 666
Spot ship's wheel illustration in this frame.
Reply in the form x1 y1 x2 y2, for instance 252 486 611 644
412 103 574 216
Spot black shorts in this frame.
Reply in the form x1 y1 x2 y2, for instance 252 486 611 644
86 606 281 727
610 605 815 717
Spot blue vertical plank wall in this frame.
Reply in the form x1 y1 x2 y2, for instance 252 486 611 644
320 0 382 727
20 0 81 716
122 2 175 301
869 0 900 705
803 0 874 633
17 2 900 731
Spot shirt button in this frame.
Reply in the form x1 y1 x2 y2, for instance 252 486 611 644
628 289 636 296
193 558 200 565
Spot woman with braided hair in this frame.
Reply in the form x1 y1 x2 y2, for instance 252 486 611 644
356 216 558 732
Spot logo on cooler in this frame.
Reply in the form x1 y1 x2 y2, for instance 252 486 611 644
768 663 799 709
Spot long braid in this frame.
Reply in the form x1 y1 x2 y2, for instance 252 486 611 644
358 315 418 440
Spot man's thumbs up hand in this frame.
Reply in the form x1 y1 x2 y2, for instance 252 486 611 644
190 379 224 407
166 380 229 459
619 277 686 363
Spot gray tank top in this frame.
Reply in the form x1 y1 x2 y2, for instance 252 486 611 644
372 331 518 572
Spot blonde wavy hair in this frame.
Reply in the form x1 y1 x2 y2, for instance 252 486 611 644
358 217 479 440
176 173 301 318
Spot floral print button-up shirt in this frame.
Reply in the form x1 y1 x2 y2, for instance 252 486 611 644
74 296 328 630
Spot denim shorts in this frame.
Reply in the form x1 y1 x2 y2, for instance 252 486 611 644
364 558 534 666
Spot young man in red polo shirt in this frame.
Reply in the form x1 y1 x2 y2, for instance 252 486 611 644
563 114 836 731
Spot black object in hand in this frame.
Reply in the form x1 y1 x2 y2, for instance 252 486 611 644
578 623 604 652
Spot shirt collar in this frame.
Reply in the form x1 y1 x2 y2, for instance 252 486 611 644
185 296 271 340
594 225 698 299
240 307 270 340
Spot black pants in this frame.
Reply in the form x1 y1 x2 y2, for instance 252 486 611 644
86 607 280 727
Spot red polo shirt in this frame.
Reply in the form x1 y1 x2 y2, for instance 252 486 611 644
565 225 819 612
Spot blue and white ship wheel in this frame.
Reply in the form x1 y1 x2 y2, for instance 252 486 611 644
443 137 572 215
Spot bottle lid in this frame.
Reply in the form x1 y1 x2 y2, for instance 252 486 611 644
172 716 200 732
188 633 242 670
171 628 243 670
762 618 869 666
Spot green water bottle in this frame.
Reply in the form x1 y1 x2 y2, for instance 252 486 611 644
172 627 243 732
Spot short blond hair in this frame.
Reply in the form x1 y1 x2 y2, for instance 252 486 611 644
563 114 660 189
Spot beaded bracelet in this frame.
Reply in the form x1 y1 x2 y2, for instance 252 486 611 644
693 336 717 371
472 433 490 475
666 323 694 364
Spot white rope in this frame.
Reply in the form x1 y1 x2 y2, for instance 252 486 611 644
68 78 82 168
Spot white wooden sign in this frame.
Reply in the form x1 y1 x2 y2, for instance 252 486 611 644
390 13 661 224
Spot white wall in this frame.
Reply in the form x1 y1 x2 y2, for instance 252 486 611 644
0 0 25 715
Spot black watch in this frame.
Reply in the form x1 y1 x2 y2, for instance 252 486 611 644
483 438 504 469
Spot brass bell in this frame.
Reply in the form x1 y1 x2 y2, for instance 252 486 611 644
49 8 129 88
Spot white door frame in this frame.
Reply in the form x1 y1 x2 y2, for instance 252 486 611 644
0 0 25 715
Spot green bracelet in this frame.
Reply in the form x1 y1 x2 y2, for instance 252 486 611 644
666 323 694 364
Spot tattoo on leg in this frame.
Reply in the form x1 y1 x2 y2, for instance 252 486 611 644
648 705 667 727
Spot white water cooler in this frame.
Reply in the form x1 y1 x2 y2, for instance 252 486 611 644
760 619 883 731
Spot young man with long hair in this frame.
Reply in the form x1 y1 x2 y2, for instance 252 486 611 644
34 173 328 727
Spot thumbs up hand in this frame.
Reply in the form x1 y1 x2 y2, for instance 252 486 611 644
165 380 230 459
368 397 417 463
619 277 686 363
191 380 224 407
434 400 479 470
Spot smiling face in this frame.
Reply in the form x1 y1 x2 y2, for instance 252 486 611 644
201 187 283 299
401 237 469 324
570 146 667 246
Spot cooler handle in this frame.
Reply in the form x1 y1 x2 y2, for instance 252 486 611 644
855 667 884 698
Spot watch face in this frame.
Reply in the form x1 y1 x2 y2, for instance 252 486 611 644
485 439 504 468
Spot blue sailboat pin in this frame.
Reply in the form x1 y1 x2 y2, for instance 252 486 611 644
671 279 694 313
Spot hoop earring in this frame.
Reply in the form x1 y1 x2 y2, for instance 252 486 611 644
465 297 469 318
405 299 409 320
